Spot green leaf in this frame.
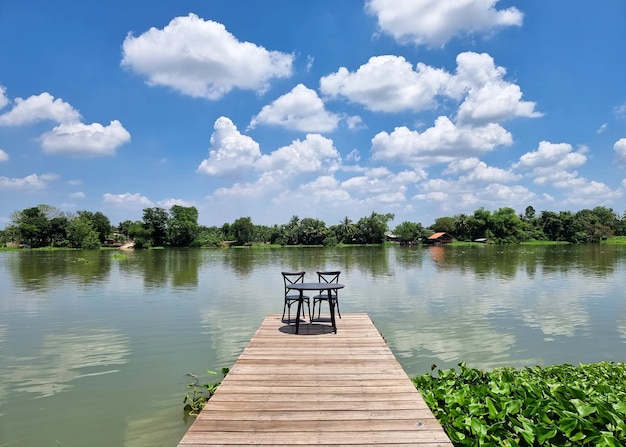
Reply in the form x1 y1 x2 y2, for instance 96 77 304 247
536 425 557 444
613 401 626 415
558 417 578 437
570 398 597 417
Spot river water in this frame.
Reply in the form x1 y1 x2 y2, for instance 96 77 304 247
1 245 625 446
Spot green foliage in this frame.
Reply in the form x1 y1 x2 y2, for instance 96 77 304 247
394 220 426 242
413 362 626 446
231 216 255 245
183 368 230 416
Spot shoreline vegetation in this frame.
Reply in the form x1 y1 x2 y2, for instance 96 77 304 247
2 237 626 252
2 204 626 250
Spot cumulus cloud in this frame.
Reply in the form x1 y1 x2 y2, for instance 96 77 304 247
198 117 261 177
0 148 8 162
0 173 49 190
39 120 131 156
0 92 81 126
320 52 540 124
320 55 450 113
249 84 339 132
366 0 523 48
514 141 586 172
371 116 512 167
256 133 341 175
103 192 154 208
444 157 521 183
614 138 626 167
121 13 293 99
450 52 542 124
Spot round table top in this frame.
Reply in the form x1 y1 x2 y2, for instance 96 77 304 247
286 282 344 290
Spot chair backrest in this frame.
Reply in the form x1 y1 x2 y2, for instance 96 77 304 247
282 271 306 294
317 271 340 284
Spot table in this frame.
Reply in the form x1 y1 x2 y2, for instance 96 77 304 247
285 282 345 334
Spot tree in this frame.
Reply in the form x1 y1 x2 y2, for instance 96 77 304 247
454 214 471 241
142 207 169 247
77 211 111 243
394 221 424 243
12 206 49 247
354 212 394 244
168 205 199 247
431 216 455 234
68 215 100 249
298 217 327 245
336 216 356 244
231 217 255 245
491 207 525 243
467 208 492 241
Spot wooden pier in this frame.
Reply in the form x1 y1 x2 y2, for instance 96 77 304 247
178 313 453 446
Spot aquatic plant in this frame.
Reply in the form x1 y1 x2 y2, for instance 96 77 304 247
413 361 626 446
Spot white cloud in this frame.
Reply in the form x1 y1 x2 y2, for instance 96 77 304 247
0 173 49 190
0 92 81 126
514 141 586 171
366 0 523 48
320 55 450 113
614 138 626 167
256 133 341 176
121 13 293 100
249 84 339 132
444 157 521 183
0 148 8 162
69 192 85 199
102 193 153 208
157 198 197 209
371 116 512 167
319 52 540 124
40 120 131 156
450 52 542 124
197 116 261 177
597 123 608 134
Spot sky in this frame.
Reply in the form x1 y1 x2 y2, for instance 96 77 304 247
1 1 625 228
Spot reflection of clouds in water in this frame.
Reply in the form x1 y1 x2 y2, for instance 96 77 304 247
123 405 184 447
521 292 589 338
518 274 599 338
388 313 519 371
5 329 130 398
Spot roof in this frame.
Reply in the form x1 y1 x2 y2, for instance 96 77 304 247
428 232 452 240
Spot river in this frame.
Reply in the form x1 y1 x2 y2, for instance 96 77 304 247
1 244 625 446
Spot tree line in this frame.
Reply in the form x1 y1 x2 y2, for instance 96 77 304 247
1 204 625 249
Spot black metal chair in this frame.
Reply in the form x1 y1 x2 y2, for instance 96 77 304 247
281 271 311 323
312 271 341 320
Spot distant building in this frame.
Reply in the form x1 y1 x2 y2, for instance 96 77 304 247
424 232 454 244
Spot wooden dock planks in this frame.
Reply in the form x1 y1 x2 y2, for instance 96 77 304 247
178 313 453 446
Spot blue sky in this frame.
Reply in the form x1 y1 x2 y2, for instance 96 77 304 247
1 0 625 228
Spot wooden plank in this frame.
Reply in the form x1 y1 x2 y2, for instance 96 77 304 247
177 314 453 446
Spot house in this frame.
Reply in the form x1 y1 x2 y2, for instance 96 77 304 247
424 232 454 245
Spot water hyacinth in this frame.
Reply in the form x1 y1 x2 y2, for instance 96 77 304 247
413 361 626 446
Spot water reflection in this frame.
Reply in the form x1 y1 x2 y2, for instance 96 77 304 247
3 328 129 398
2 245 626 447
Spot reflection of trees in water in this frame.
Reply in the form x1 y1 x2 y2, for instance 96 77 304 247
118 249 201 289
10 250 112 292
422 244 625 278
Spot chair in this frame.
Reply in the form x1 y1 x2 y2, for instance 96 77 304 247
312 271 341 320
281 271 311 323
